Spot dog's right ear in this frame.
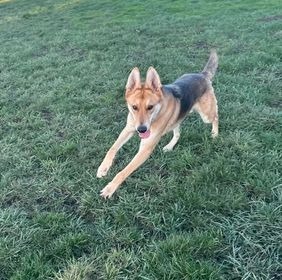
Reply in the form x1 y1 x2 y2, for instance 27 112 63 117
145 67 162 95
126 67 141 95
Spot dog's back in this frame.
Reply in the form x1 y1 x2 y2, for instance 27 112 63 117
162 50 218 120
162 74 208 119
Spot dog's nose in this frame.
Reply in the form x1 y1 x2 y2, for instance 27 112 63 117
137 125 147 133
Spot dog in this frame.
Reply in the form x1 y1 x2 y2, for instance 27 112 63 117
97 50 218 198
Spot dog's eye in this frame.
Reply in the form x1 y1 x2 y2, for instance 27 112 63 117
132 105 138 111
147 105 154 110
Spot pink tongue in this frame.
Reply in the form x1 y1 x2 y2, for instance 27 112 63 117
138 130 151 139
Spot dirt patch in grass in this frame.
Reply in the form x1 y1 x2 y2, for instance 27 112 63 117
257 15 282 22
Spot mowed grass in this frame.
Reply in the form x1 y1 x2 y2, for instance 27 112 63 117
0 0 281 279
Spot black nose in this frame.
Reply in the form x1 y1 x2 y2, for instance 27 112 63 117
137 125 147 133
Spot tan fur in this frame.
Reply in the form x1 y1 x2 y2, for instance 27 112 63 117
193 89 218 138
97 59 219 198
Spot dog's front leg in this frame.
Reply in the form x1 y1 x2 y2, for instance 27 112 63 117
97 126 134 178
100 136 160 198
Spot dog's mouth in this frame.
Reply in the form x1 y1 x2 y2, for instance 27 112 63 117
138 130 151 139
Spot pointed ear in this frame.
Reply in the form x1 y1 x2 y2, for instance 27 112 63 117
126 67 141 93
145 67 162 93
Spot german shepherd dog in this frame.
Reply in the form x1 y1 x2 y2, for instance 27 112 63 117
97 50 218 198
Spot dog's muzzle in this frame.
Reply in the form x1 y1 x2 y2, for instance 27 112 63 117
137 125 151 139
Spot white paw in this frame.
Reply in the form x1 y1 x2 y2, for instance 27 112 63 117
100 182 117 199
97 165 110 178
163 145 173 152
211 131 218 138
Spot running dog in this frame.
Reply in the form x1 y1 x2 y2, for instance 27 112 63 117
97 50 219 198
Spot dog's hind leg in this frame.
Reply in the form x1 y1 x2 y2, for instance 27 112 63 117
211 114 219 138
163 124 180 152
193 89 218 138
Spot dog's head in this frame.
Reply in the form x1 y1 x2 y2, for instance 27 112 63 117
125 67 163 139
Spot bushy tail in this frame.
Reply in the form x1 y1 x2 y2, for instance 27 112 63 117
202 50 218 80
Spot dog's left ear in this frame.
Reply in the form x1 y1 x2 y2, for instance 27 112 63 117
145 67 162 95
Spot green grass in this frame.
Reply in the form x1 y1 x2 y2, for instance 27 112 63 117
0 0 281 279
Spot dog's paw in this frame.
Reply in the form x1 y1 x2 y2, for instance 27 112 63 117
100 182 118 199
211 131 218 139
163 145 173 152
97 164 110 178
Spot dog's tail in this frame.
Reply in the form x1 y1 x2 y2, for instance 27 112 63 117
202 50 218 80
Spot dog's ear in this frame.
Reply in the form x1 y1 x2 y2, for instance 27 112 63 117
126 67 141 94
145 67 162 95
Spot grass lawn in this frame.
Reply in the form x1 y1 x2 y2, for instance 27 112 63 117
0 0 281 279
